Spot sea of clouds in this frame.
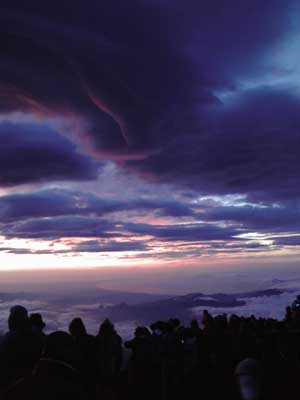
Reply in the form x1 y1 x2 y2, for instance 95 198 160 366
191 288 298 320
1 276 300 340
0 275 300 339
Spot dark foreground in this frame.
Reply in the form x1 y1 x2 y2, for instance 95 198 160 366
0 304 300 400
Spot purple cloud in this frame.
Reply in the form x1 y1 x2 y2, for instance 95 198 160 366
0 121 98 186
1 216 118 240
0 1 299 262
127 88 300 201
202 202 300 232
273 236 300 246
123 222 242 242
0 1 297 161
0 188 194 222
74 240 147 253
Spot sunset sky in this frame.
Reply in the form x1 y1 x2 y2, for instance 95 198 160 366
0 1 299 276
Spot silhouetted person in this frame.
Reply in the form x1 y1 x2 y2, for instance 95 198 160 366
3 302 300 400
0 306 42 391
149 321 167 400
161 319 183 400
29 313 46 335
3 331 86 400
96 319 122 399
291 294 300 310
183 327 200 373
202 309 214 333
290 296 300 329
69 317 97 399
284 306 293 327
125 327 156 400
29 313 46 346
190 319 201 333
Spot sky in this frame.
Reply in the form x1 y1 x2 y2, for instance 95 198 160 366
0 1 299 286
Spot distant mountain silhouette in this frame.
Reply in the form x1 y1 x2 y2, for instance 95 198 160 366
0 287 170 307
95 288 284 324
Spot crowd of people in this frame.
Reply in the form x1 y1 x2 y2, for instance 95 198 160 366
1 302 300 400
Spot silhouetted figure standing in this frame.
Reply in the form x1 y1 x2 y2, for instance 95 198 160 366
202 309 215 333
183 327 201 397
96 319 122 400
0 306 42 392
125 327 155 400
69 317 97 400
29 313 47 347
291 295 300 328
3 331 86 400
150 321 166 400
284 306 293 328
161 319 184 400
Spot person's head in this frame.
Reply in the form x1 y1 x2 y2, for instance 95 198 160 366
29 313 46 333
44 331 75 364
8 305 29 332
202 310 213 326
134 326 150 337
98 318 115 336
69 318 87 337
150 321 165 336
